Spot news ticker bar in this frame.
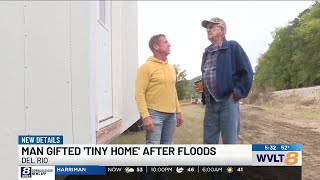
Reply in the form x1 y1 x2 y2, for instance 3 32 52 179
19 166 302 180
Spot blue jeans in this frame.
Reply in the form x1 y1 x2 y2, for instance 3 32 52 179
146 109 176 144
204 98 240 144
142 110 175 180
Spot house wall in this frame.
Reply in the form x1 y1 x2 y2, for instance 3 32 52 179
0 2 78 179
0 1 139 179
111 1 139 134
118 2 140 133
70 2 95 144
24 1 74 141
0 2 26 180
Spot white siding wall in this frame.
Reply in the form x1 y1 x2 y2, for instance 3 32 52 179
0 2 95 179
0 2 26 180
70 2 95 144
111 1 139 133
24 1 73 141
0 1 138 179
120 2 140 132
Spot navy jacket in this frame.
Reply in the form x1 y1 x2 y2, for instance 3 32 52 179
201 38 254 105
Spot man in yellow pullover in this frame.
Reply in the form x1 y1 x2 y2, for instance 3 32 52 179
135 34 183 144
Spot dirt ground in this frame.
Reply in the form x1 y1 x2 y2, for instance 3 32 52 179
111 103 320 180
239 104 320 180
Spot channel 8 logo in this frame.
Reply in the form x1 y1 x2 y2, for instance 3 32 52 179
21 167 32 178
256 151 300 165
284 152 299 165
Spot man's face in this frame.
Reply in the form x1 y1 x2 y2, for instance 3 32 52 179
154 36 171 56
206 23 224 41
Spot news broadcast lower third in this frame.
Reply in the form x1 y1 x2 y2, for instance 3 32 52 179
18 135 302 180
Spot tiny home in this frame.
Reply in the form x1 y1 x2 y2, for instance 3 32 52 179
0 1 139 179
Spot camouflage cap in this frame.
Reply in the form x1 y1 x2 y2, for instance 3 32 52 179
201 17 227 34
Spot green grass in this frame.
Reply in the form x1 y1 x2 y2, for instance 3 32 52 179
110 104 205 144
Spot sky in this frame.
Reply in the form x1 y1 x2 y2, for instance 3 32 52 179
138 1 315 80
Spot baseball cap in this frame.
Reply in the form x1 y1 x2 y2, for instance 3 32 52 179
201 17 227 34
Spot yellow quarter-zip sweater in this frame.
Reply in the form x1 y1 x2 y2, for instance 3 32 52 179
136 56 181 119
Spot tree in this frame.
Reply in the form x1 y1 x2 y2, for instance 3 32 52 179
174 64 189 100
254 2 320 91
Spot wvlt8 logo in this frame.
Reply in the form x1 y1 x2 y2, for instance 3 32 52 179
21 167 32 178
256 152 299 165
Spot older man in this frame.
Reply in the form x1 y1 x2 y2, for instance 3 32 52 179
195 17 253 144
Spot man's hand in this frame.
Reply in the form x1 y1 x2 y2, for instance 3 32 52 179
193 84 201 93
176 112 183 127
228 91 235 101
142 116 154 132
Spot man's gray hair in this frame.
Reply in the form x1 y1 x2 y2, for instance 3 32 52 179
149 34 166 51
